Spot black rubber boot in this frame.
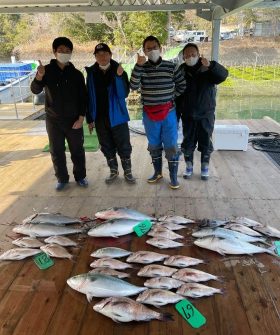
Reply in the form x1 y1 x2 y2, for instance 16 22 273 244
183 154 194 180
168 158 180 189
121 158 136 184
147 156 163 183
105 157 119 184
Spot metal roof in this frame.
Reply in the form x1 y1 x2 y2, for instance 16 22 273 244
0 1 279 18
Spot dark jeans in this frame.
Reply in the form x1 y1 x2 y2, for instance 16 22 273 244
181 117 214 162
95 119 132 160
46 117 86 183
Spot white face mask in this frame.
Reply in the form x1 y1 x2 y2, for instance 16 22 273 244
99 63 111 71
185 56 199 66
56 52 71 64
147 50 161 63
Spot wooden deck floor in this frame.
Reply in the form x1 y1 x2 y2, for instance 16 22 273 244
0 118 280 335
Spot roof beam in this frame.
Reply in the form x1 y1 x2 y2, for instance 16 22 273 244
0 2 212 14
210 0 263 18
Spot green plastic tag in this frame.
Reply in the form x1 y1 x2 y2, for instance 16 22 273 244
274 241 280 256
175 299 206 329
134 220 152 237
33 252 54 270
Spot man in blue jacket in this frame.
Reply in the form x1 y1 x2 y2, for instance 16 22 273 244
86 43 135 184
176 43 228 180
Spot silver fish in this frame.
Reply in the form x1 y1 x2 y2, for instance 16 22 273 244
192 227 267 243
40 244 73 259
225 223 263 237
90 258 132 270
157 215 194 224
153 222 185 231
91 247 132 259
148 227 184 240
126 251 169 264
44 236 77 247
164 255 205 268
12 237 44 248
137 264 177 278
95 207 154 221
144 277 184 290
0 248 41 261
22 213 81 225
230 217 264 227
194 236 276 256
136 289 183 307
146 237 184 249
93 297 173 322
177 283 224 298
88 219 140 237
88 268 129 279
254 225 280 239
13 224 83 237
67 274 147 301
172 268 221 283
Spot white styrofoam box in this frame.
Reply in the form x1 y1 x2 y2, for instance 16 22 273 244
213 125 249 151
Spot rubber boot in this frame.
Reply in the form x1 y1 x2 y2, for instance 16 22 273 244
121 158 136 184
183 154 193 179
201 163 209 180
168 158 180 190
147 156 163 183
105 157 119 184
201 154 210 181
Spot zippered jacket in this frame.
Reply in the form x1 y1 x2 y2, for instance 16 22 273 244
176 59 228 121
85 59 130 127
30 59 87 121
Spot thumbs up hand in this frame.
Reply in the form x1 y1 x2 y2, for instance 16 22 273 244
117 63 124 76
36 60 45 80
136 53 146 66
201 55 210 68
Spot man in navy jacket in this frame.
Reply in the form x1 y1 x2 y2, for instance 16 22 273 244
176 43 228 180
86 43 135 184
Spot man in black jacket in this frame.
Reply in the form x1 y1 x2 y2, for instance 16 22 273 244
31 37 88 191
176 43 228 180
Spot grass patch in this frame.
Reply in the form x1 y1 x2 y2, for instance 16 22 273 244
43 124 99 152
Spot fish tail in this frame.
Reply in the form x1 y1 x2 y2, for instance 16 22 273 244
158 312 174 321
219 288 226 295
217 275 225 282
266 246 279 257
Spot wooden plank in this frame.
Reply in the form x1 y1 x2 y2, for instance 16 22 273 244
44 237 93 335
232 256 280 335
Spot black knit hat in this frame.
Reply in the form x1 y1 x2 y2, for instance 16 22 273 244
94 43 111 55
52 37 73 51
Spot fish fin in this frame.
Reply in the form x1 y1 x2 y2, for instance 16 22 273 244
86 294 93 303
158 312 174 321
216 248 226 256
112 318 121 323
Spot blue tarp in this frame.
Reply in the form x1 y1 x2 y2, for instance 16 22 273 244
0 63 33 84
